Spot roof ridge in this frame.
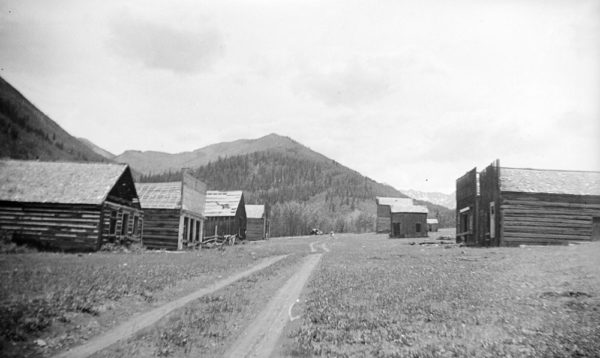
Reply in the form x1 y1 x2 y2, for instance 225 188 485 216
501 166 600 174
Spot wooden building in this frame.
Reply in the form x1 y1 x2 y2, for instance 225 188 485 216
203 191 247 239
375 197 414 233
245 204 267 241
456 160 600 246
389 202 428 238
0 160 142 251
135 172 206 250
427 218 439 232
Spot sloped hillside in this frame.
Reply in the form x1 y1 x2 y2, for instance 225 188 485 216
115 133 329 174
0 76 106 162
140 151 455 236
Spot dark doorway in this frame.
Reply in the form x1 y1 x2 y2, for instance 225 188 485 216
592 217 600 241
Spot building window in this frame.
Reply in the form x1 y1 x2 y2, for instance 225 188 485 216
121 213 129 235
416 223 421 233
109 211 118 235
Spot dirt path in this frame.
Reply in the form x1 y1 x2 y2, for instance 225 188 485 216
224 247 326 358
52 254 288 358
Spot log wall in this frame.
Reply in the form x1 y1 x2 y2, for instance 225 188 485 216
0 202 102 250
99 201 143 246
500 192 600 246
140 208 180 250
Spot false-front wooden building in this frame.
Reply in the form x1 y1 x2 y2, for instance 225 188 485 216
0 160 142 251
376 197 428 238
457 160 600 246
203 191 246 239
135 172 206 250
245 204 267 241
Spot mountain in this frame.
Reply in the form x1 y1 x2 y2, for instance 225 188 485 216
0 76 106 162
78 137 116 160
115 133 329 175
401 189 456 209
136 135 456 235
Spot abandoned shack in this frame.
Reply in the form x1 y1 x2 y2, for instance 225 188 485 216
375 197 414 233
245 204 268 241
135 172 206 250
203 191 247 239
0 160 142 251
427 218 439 232
456 160 600 246
389 202 429 238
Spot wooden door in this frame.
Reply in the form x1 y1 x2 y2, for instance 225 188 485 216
489 202 496 239
592 217 600 241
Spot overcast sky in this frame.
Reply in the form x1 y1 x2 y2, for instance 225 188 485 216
1 0 598 193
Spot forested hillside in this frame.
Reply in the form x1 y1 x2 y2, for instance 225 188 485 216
0 76 106 162
139 151 454 237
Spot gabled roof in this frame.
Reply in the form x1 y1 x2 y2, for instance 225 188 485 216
204 191 243 217
245 204 265 219
376 197 413 206
391 204 428 214
0 160 129 205
135 182 182 209
427 218 439 224
500 167 600 196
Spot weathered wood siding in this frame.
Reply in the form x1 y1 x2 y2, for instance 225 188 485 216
376 204 391 233
456 168 478 245
99 201 143 245
246 218 265 241
479 162 501 246
0 202 102 250
500 192 600 246
390 213 428 238
139 208 180 250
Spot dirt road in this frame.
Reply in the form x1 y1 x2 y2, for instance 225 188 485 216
52 254 288 358
224 244 327 357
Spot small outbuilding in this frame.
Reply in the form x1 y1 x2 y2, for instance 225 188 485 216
427 218 439 232
203 191 247 239
245 204 268 241
0 160 142 251
457 159 600 246
135 172 207 250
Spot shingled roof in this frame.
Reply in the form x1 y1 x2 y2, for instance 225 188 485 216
391 204 428 214
500 167 600 196
245 205 265 219
135 182 182 209
0 160 129 205
204 191 243 217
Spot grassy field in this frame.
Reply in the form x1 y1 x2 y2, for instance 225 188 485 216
282 232 600 357
0 238 311 357
3 231 599 357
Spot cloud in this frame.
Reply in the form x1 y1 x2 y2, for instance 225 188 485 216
109 12 223 74
294 63 391 107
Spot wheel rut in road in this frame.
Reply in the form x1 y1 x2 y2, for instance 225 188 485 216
52 254 288 358
225 243 327 358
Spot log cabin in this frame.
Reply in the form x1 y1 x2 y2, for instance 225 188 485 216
245 204 267 241
0 160 142 251
135 172 206 250
375 197 414 233
203 191 247 240
456 160 600 246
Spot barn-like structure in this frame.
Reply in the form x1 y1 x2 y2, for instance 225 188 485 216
245 204 267 241
0 160 142 251
457 160 600 246
203 191 247 239
135 172 206 250
376 197 429 238
427 218 439 232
